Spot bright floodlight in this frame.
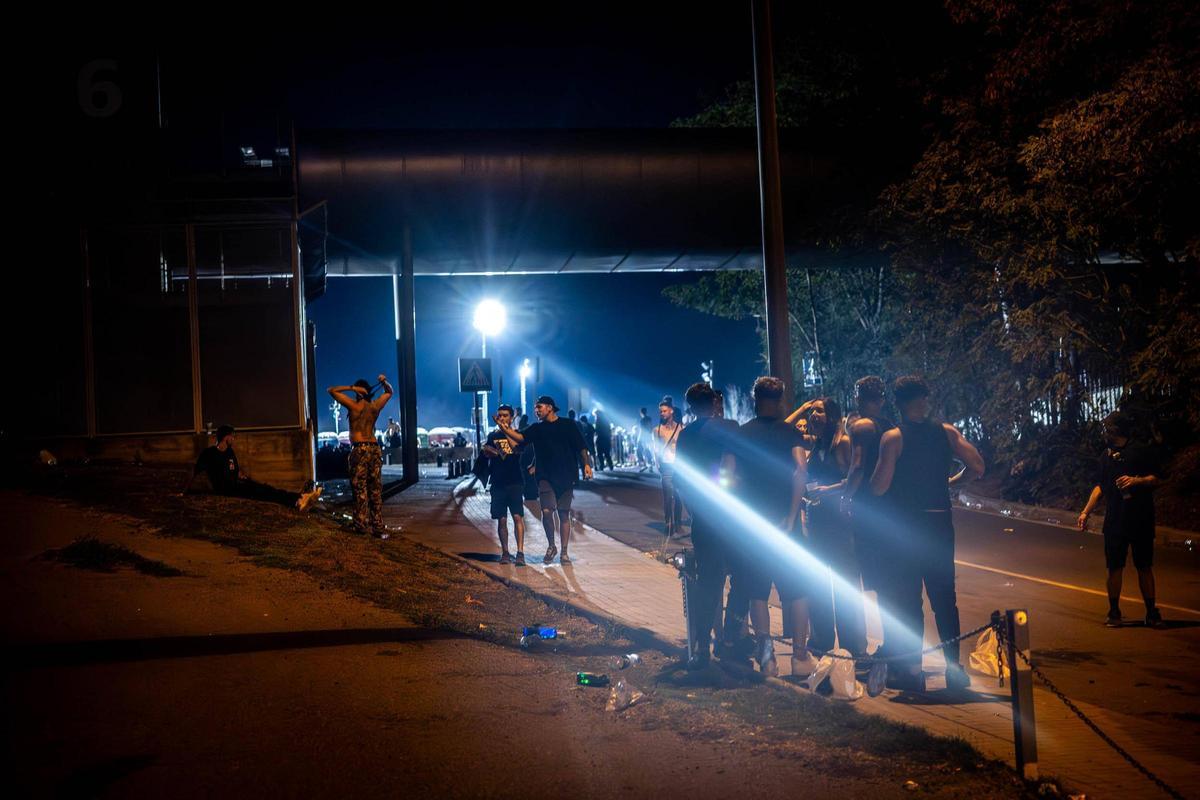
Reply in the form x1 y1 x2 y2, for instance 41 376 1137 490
473 299 507 337
519 358 532 379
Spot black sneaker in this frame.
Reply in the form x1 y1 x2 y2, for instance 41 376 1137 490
1105 609 1122 627
866 662 888 697
514 551 526 567
1145 608 1165 629
945 664 971 690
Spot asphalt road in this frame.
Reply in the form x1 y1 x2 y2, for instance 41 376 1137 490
571 469 1200 746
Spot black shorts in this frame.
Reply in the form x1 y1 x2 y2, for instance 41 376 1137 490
1104 527 1154 570
729 537 810 604
490 483 525 520
537 480 573 513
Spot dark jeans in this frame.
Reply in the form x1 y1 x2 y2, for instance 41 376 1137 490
689 518 726 653
660 464 681 533
595 438 613 470
876 510 961 673
807 505 868 656
223 479 298 508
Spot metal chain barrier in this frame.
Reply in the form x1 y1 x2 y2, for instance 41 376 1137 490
793 620 998 665
996 624 1187 800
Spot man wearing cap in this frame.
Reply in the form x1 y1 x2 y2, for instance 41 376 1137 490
329 374 393 537
191 425 322 511
495 395 591 564
1077 410 1167 628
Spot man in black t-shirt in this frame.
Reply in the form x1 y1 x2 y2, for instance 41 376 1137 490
495 396 591 564
483 404 527 566
723 376 808 677
190 425 322 511
675 382 740 668
1078 411 1167 628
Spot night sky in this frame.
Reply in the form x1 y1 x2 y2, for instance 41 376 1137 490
309 274 763 432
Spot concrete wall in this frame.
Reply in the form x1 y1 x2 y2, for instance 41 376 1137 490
44 429 313 492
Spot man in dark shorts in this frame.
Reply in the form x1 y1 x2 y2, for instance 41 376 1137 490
724 376 808 677
483 404 527 566
495 395 592 564
1077 411 1166 628
871 376 984 691
674 382 740 668
191 425 322 511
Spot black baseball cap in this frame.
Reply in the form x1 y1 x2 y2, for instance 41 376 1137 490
535 395 559 410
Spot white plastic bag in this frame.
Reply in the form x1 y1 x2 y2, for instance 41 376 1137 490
969 626 1009 679
804 653 836 692
805 648 863 700
828 648 864 700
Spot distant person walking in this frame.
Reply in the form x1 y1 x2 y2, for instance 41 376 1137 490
483 404 527 566
495 396 592 564
652 400 684 537
329 374 393 537
593 410 614 471
871 375 984 691
1077 411 1166 628
578 413 597 479
637 408 653 470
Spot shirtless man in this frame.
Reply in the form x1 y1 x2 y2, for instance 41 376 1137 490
329 374 393 536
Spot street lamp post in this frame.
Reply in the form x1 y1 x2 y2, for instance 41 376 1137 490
472 299 506 448
519 358 531 418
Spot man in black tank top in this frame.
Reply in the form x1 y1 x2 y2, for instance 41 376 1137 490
843 376 895 594
871 376 984 692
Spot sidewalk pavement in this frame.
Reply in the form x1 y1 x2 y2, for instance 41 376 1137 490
386 478 1199 800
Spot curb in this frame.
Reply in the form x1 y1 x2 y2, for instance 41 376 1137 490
954 490 1195 546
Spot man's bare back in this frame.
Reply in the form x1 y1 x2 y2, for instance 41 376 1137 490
328 376 394 443
348 401 384 443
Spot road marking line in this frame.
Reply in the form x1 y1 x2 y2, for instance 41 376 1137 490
955 560 1200 616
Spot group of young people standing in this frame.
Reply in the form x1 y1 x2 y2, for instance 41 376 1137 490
673 373 984 693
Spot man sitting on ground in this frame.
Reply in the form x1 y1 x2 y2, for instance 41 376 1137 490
190 425 322 512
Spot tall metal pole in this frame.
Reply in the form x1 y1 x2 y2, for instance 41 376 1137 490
397 223 419 487
480 334 488 432
751 0 795 406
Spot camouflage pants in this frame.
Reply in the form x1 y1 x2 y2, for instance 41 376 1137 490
348 443 383 534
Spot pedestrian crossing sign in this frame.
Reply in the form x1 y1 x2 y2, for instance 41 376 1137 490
459 358 493 392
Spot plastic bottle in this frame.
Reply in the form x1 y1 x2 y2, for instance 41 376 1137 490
609 653 641 670
605 679 646 711
576 672 610 687
522 626 558 639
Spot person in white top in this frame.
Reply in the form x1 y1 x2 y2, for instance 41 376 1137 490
652 399 684 537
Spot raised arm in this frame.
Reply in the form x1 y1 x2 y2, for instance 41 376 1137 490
494 416 526 444
372 374 394 411
328 385 361 409
870 429 903 496
784 400 816 426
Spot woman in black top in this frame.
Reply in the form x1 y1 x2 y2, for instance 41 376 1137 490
801 398 868 661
